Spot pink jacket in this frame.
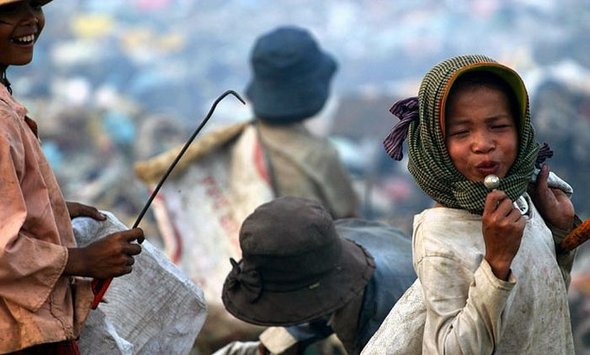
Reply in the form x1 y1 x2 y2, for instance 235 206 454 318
0 85 93 352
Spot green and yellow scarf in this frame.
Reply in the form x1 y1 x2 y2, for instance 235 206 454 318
384 54 541 215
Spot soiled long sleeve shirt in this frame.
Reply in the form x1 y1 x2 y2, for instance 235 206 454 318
414 194 574 355
0 85 93 352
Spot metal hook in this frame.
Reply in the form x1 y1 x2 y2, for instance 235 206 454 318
91 90 245 309
133 90 245 228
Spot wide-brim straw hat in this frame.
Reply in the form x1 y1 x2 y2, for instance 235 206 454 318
222 196 375 326
0 0 52 5
245 26 337 124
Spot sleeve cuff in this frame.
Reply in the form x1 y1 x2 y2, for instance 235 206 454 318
478 259 516 291
259 327 298 353
549 215 583 243
550 215 583 256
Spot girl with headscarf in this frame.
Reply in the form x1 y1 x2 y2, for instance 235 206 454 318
380 55 579 354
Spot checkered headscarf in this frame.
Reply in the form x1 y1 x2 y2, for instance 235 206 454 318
384 55 540 215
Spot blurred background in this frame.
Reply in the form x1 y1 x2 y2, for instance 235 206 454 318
10 0 590 352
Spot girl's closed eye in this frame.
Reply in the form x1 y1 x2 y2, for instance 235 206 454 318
449 129 469 137
490 118 515 131
447 124 470 137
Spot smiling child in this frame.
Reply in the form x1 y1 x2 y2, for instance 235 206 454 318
0 1 143 353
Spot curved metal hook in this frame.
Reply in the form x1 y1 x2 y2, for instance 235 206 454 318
91 90 246 309
133 89 245 228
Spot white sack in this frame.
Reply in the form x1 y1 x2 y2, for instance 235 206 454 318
75 211 207 355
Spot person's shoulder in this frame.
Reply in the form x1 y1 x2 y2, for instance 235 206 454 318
258 121 321 148
413 207 484 261
0 100 24 138
335 218 404 232
0 97 15 116
0 92 26 126
335 218 411 246
415 206 478 226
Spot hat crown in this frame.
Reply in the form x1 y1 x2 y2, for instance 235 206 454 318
239 197 342 285
245 26 336 122
251 26 323 81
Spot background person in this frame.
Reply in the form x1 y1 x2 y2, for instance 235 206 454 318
245 25 359 219
218 196 416 355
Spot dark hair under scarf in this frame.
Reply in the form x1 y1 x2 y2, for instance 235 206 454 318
384 55 542 215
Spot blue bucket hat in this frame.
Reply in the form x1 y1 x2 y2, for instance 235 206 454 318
246 26 337 123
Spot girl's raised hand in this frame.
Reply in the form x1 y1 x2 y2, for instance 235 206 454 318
482 190 526 280
529 165 575 231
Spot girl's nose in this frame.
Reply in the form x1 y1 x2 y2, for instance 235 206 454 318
472 131 495 153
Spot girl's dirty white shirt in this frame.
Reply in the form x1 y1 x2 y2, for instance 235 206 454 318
414 193 574 355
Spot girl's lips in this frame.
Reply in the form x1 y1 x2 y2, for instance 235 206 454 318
476 162 499 176
477 167 498 176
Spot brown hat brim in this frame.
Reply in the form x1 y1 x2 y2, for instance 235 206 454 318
222 238 375 326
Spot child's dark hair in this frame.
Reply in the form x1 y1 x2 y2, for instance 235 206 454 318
446 70 521 130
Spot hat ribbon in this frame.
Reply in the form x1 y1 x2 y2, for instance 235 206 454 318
227 258 263 303
383 96 419 160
